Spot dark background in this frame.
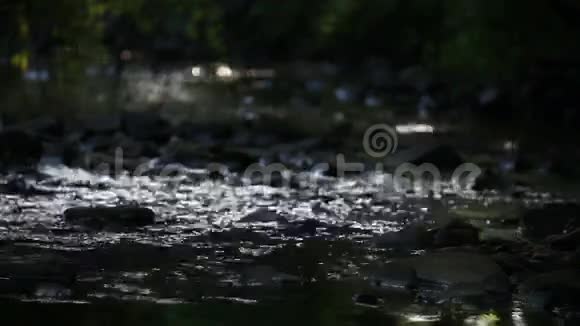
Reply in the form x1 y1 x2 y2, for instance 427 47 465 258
1 0 580 142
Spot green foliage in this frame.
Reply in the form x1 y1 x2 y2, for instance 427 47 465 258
1 0 579 82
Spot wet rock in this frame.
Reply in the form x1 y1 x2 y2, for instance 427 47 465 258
208 147 261 171
370 262 417 290
238 209 288 224
382 251 510 302
479 227 520 243
385 143 464 172
372 224 434 249
241 265 300 287
433 220 480 247
491 252 532 282
521 203 580 240
0 130 43 168
286 219 325 236
519 270 580 310
63 206 155 229
353 294 382 306
547 228 580 251
209 228 269 243
0 178 54 196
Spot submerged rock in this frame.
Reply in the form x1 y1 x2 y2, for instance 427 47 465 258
372 224 434 249
370 262 417 290
521 203 580 240
432 220 480 247
547 228 580 251
63 206 155 229
519 270 580 310
238 209 288 224
284 219 326 236
0 178 54 196
385 143 464 172
379 251 510 302
209 228 269 243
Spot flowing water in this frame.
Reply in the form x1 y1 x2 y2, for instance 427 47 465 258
1 65 578 325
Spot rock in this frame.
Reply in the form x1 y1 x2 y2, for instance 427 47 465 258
285 219 326 236
241 265 299 287
0 178 54 196
408 252 508 289
519 270 580 310
209 228 269 243
63 206 155 229
450 202 521 226
491 252 532 282
381 251 510 302
521 203 580 240
0 130 43 168
373 224 435 249
353 294 382 306
479 227 520 243
385 143 464 172
370 262 417 290
433 220 480 247
547 228 580 251
239 209 288 224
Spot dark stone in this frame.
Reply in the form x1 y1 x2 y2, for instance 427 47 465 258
385 143 464 172
547 228 580 251
0 178 54 196
239 209 288 224
63 206 155 229
379 251 510 303
521 203 580 240
373 224 435 249
433 220 480 247
209 228 269 243
0 130 43 168
370 262 417 290
283 219 325 236
491 252 532 280
353 294 382 306
519 270 580 311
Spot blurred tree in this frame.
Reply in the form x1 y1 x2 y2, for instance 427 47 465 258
0 0 579 88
